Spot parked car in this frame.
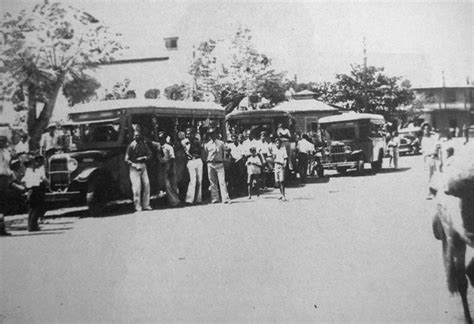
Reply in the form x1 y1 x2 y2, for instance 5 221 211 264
398 127 421 155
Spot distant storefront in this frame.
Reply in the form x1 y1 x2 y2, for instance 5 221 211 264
413 85 474 135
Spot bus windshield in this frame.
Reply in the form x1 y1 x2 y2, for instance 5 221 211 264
323 122 357 141
79 121 121 144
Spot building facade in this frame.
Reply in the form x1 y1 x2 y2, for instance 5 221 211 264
413 85 474 134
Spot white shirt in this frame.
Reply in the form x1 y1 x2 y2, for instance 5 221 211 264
297 139 314 154
0 148 12 176
24 166 46 188
273 146 288 165
15 141 29 154
246 155 262 175
254 140 269 156
241 139 256 156
421 134 439 156
227 142 244 161
40 132 59 152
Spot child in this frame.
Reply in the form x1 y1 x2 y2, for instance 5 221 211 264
246 147 262 199
23 155 49 232
272 138 288 201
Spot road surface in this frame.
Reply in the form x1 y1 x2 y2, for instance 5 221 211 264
1 154 471 322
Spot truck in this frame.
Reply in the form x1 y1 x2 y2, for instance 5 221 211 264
317 113 387 175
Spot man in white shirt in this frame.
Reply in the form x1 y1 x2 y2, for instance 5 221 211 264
204 128 230 204
296 134 315 183
273 138 288 201
421 124 440 199
24 156 49 231
0 135 13 236
40 123 60 157
227 134 246 196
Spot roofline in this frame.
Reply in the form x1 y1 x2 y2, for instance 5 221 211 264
412 86 474 90
100 57 169 65
319 113 385 124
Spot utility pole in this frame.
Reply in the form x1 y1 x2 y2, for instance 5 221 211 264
442 70 447 109
363 37 368 113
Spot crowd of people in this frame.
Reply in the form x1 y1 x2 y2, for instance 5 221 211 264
2 118 466 236
125 124 309 213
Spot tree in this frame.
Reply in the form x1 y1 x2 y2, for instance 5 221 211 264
144 88 160 99
102 78 136 100
1 2 124 148
189 27 287 113
62 73 101 105
164 83 190 101
328 64 414 115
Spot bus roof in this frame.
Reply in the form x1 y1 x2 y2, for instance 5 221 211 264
225 108 292 121
318 112 385 124
68 99 225 120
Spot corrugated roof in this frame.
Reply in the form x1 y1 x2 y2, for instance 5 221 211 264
319 112 385 124
275 99 339 112
70 98 224 114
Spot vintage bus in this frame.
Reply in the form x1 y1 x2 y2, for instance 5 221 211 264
318 113 386 175
45 99 225 216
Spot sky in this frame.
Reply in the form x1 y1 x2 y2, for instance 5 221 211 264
2 0 473 87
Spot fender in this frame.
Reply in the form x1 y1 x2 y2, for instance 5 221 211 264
349 149 364 161
74 167 108 183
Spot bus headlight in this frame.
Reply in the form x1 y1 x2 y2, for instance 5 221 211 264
344 145 352 153
67 158 78 172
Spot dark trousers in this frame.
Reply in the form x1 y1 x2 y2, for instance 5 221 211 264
297 153 309 183
27 186 46 232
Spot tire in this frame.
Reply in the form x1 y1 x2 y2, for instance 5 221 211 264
357 160 365 175
371 160 382 173
316 165 324 178
86 177 109 217
371 150 383 174
336 167 348 174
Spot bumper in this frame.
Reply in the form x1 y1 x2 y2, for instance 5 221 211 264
322 161 358 169
45 191 82 203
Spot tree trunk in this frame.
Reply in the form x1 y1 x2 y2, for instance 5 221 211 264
28 73 66 151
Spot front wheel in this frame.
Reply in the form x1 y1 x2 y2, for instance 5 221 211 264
316 164 324 178
86 178 109 217
371 160 381 173
336 167 348 175
357 160 365 175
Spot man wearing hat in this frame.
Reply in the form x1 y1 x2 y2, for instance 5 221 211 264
40 123 60 158
0 134 13 235
204 128 230 204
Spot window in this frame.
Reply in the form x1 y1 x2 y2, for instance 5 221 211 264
446 89 457 103
164 37 178 50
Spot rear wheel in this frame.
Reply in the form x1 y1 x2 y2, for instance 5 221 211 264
371 151 384 174
316 164 324 178
336 167 348 175
357 160 365 175
86 177 109 217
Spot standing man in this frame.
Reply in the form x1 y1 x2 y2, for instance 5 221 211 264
204 128 230 204
158 131 180 207
273 138 288 201
390 131 401 169
0 134 13 236
125 130 152 212
226 134 246 196
40 123 60 158
24 155 48 231
184 129 203 205
421 123 440 199
296 134 314 183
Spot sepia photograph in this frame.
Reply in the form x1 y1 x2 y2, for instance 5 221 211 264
1 0 473 322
